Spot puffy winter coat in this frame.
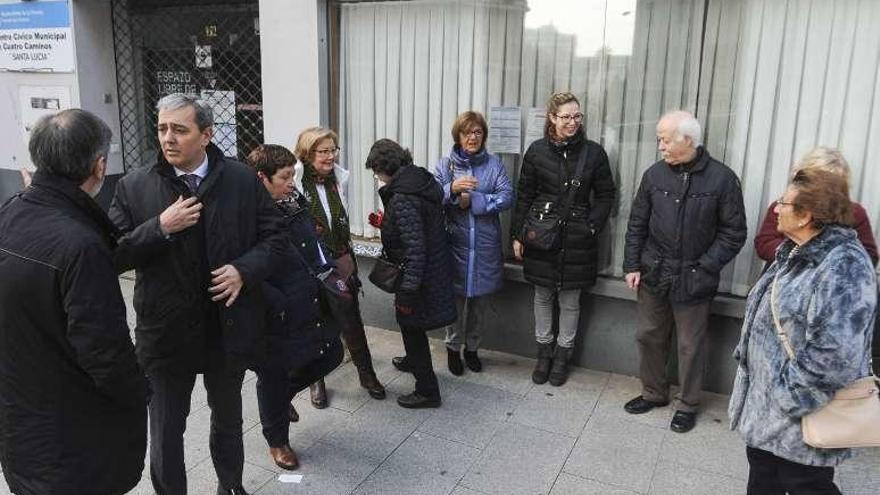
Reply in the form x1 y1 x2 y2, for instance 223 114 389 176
109 144 288 371
0 173 148 495
729 226 876 466
623 147 747 303
433 147 514 297
379 165 457 331
511 131 616 289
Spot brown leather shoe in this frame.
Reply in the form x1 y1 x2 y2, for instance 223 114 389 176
310 380 328 409
269 444 299 470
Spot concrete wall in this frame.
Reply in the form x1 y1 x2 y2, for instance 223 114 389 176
357 255 744 395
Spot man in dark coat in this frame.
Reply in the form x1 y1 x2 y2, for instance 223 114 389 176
109 93 286 495
0 109 149 495
623 110 746 434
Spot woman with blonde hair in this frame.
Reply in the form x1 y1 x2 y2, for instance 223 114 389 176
511 92 615 386
294 126 385 408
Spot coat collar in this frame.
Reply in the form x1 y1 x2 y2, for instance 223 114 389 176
774 225 857 267
28 171 120 247
448 145 489 167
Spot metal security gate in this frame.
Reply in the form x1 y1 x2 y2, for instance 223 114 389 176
111 0 263 171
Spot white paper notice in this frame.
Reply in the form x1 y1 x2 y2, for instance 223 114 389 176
523 107 546 153
278 474 303 483
487 106 522 155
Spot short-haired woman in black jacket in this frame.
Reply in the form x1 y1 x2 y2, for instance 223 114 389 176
511 92 616 386
365 139 457 409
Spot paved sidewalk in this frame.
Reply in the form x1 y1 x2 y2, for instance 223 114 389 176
1 278 878 494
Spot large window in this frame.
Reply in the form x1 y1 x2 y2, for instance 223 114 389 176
333 0 880 297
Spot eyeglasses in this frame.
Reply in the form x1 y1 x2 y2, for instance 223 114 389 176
555 113 584 123
461 129 484 138
776 197 798 208
314 147 340 157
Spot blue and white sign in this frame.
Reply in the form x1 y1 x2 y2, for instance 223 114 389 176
0 1 73 72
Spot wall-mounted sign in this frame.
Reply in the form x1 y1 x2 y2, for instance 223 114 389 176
488 106 522 155
0 0 73 72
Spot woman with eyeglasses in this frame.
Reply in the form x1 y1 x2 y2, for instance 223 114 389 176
293 126 386 409
432 111 514 375
511 92 616 386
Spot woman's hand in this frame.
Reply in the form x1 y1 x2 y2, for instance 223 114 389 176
513 239 524 260
451 176 478 194
459 192 471 209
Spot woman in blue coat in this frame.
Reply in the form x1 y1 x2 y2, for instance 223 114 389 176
433 111 514 375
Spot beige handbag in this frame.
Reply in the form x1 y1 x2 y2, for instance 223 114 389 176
770 274 880 449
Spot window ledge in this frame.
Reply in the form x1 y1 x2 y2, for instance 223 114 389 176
352 239 746 319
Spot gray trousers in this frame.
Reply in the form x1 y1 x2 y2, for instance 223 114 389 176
635 288 710 413
445 295 488 351
533 286 582 348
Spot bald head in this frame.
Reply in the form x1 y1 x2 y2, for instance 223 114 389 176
656 110 701 165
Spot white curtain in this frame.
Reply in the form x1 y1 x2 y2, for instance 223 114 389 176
338 0 880 296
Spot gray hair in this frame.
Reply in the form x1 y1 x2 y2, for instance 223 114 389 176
156 93 213 130
661 110 703 147
794 146 850 181
28 109 112 183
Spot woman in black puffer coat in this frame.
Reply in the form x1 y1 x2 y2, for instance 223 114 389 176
511 92 616 387
365 139 457 409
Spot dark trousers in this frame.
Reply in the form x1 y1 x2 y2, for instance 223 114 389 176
635 288 710 412
148 361 245 495
746 447 841 495
400 329 440 397
256 338 343 447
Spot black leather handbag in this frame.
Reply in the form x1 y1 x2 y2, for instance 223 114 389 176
520 146 589 251
368 252 403 293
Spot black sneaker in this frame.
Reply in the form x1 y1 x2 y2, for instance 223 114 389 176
397 391 441 409
623 395 670 414
670 411 697 433
392 356 413 373
447 348 464 376
463 350 482 373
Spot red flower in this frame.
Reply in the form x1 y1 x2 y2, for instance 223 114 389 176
368 210 384 229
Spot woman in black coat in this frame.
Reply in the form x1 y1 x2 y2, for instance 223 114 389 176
246 145 344 471
365 139 457 409
511 92 615 387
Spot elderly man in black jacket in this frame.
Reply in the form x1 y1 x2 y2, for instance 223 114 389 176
109 94 286 495
622 110 746 434
0 109 149 495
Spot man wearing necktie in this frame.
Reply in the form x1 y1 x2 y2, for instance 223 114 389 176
109 93 286 495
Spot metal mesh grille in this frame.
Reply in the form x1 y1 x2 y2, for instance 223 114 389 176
111 0 263 171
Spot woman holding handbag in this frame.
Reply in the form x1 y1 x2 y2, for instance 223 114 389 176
366 138 457 408
246 145 345 470
729 164 878 494
510 92 615 386
294 127 386 408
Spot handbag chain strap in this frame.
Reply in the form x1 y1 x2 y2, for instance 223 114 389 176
554 144 591 225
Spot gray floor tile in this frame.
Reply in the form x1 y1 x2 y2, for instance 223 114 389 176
659 407 748 481
837 448 880 495
184 457 275 495
509 384 600 437
450 486 490 495
549 473 638 495
563 415 665 494
254 441 381 495
418 381 520 449
351 463 459 495
648 460 745 495
449 349 537 397
126 475 156 495
460 422 575 495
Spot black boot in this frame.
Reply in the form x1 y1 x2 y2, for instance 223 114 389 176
309 379 328 409
463 350 482 372
447 348 464 376
341 318 386 399
548 346 573 386
532 342 554 384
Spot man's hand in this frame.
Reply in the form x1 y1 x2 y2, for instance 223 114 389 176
159 196 202 235
513 239 524 260
625 272 641 290
451 176 478 194
210 264 244 307
459 192 471 209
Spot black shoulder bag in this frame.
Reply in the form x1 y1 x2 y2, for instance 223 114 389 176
520 147 589 251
